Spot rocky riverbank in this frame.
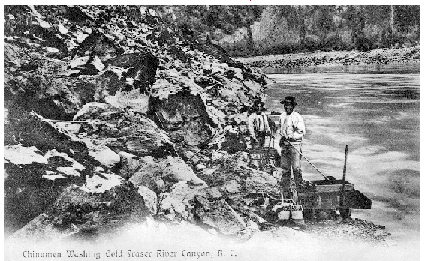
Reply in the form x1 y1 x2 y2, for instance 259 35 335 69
236 46 420 72
4 6 395 258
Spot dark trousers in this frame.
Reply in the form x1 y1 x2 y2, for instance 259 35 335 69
251 132 267 148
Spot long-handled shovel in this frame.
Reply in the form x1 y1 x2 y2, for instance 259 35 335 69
285 141 329 181
339 145 351 219
263 133 273 167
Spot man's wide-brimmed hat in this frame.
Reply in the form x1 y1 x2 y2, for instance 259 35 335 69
252 99 266 111
280 96 297 106
253 99 264 107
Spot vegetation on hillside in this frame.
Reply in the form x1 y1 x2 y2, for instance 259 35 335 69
155 5 420 57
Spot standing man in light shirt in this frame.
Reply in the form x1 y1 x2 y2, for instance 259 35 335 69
279 96 306 193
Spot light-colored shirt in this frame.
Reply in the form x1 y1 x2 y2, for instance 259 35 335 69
279 111 305 144
248 112 270 139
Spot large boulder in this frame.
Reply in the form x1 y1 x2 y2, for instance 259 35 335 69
197 151 279 195
158 181 207 221
4 109 97 234
149 90 215 146
194 197 246 235
137 186 158 215
105 52 158 92
74 102 174 157
128 156 205 194
11 180 148 241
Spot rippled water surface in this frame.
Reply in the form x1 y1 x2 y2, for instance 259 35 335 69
265 71 420 243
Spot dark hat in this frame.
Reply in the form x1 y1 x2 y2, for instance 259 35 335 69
280 96 297 106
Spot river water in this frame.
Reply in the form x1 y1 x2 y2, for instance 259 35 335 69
264 64 420 244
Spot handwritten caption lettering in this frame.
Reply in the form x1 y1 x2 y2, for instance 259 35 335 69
22 249 238 259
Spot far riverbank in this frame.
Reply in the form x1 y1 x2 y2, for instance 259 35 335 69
236 46 420 74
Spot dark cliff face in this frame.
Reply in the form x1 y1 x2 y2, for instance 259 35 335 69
4 5 271 239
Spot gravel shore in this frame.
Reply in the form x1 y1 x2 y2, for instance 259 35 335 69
236 47 420 72
303 218 390 244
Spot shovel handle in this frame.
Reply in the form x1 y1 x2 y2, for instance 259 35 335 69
340 145 348 208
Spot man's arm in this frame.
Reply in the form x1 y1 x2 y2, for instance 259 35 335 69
278 114 285 137
278 114 287 147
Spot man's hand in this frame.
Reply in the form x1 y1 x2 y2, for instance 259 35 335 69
286 135 295 142
279 136 287 147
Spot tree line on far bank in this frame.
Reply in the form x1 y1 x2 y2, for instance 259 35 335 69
153 5 420 57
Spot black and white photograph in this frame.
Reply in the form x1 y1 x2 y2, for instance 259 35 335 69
3 4 420 261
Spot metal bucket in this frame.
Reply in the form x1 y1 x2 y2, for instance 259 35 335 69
278 209 291 220
291 205 304 221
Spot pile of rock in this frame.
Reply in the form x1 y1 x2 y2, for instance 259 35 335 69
4 5 273 240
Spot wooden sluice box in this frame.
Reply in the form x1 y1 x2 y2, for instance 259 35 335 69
248 140 372 219
297 178 372 219
248 147 280 171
